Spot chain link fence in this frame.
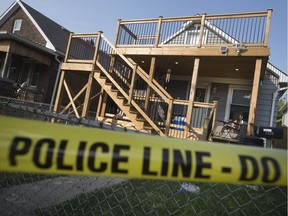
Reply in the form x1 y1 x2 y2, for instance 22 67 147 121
0 97 287 216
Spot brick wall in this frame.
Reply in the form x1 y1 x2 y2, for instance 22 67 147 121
0 7 46 46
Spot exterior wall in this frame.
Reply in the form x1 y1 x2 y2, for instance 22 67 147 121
255 72 278 127
165 26 227 45
209 83 228 121
0 7 46 46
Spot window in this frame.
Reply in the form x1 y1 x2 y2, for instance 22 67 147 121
13 19 22 34
19 61 41 87
20 62 30 84
225 86 251 122
30 63 41 87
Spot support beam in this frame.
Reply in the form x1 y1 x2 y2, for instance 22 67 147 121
53 70 66 113
247 58 262 134
144 57 157 110
2 52 11 77
264 9 273 46
186 58 200 131
99 92 108 117
81 71 94 118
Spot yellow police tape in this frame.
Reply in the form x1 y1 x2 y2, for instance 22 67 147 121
0 116 286 187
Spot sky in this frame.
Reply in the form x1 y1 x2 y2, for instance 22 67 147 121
0 0 287 73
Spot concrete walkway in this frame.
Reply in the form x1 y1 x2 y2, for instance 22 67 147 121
0 176 126 216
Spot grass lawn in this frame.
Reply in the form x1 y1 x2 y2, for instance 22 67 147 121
34 179 287 216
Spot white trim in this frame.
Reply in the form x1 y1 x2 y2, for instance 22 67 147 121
12 19 22 33
18 1 56 51
0 1 18 20
224 85 252 121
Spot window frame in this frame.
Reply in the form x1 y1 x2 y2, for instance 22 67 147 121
13 19 22 34
225 85 252 122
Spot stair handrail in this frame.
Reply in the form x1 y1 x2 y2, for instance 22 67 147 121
100 34 173 104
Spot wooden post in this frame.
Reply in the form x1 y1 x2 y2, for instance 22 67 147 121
114 19 122 46
165 99 173 136
96 88 104 120
81 71 94 118
53 33 73 113
197 13 206 48
247 58 262 134
144 57 157 110
2 52 11 77
93 31 102 64
186 58 200 131
211 101 218 130
264 9 273 47
53 70 65 113
155 16 163 47
99 92 108 117
128 64 138 104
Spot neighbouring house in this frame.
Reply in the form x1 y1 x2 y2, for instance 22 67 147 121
0 0 71 104
279 101 288 127
51 10 287 141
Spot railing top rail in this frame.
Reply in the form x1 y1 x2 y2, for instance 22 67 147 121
71 33 100 38
119 10 270 24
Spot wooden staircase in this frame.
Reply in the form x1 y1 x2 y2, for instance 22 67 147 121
93 69 163 135
54 32 217 140
54 32 173 136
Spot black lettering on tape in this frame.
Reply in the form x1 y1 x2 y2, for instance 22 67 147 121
88 142 108 172
33 138 55 169
57 140 73 170
261 157 281 183
161 148 169 176
195 152 211 179
76 141 87 171
9 137 32 166
112 145 129 174
172 150 191 177
142 147 157 176
239 155 259 181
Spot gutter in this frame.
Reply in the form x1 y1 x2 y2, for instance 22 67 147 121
49 55 62 113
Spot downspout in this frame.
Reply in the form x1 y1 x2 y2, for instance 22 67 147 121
49 54 62 113
270 87 288 126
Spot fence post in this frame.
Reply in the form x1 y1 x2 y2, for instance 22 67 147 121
197 13 206 48
155 16 163 47
128 64 138 104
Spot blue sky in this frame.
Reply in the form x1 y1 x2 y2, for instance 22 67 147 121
0 0 287 72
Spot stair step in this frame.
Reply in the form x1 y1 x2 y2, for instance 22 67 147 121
136 117 146 122
129 110 138 114
117 95 125 99
143 125 153 131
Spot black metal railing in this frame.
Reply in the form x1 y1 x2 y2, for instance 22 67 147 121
116 10 272 47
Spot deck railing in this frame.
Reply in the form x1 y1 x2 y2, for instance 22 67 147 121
115 10 272 48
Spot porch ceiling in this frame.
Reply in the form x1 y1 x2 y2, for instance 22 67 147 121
129 55 268 80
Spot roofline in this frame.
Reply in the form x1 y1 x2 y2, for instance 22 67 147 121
0 1 18 20
17 1 56 51
0 31 58 56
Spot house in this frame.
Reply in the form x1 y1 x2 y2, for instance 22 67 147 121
0 0 71 104
53 10 287 141
1 2 286 142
